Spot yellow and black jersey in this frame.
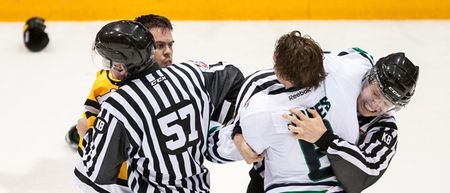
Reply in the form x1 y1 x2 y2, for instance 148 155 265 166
82 69 121 129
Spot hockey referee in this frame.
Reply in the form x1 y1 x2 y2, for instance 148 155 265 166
76 20 244 192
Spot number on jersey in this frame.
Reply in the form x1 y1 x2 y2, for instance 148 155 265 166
156 100 201 154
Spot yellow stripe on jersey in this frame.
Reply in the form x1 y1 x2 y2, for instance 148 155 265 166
82 69 121 128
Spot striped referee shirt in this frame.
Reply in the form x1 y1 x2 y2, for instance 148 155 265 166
79 61 244 193
320 113 398 193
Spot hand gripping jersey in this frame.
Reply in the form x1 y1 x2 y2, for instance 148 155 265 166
78 61 244 193
238 48 372 192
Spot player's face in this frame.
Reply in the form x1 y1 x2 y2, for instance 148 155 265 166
150 27 174 68
357 81 395 117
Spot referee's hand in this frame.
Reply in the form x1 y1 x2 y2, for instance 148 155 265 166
233 134 265 164
283 108 327 143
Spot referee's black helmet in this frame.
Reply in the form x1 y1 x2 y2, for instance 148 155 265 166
94 20 155 77
369 52 419 108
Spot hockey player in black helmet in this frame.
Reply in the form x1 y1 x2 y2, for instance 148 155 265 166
23 17 49 52
93 20 156 81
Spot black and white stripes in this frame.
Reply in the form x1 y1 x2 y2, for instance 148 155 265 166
204 69 286 163
80 61 244 193
326 113 398 193
231 69 283 136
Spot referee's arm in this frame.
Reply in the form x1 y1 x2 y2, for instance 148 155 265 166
81 111 130 185
316 118 398 193
202 62 245 123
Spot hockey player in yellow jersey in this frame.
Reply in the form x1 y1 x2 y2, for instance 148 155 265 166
65 68 123 149
78 66 126 136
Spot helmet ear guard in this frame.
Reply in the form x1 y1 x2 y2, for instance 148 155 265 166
369 52 419 109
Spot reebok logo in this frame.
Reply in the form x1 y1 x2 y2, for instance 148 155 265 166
288 88 311 101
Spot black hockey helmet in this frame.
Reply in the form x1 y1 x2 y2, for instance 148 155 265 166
369 52 419 108
94 20 155 78
23 17 49 52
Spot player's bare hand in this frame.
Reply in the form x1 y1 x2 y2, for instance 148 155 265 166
233 134 265 164
283 108 327 143
76 118 89 137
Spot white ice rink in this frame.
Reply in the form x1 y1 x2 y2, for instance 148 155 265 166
0 20 449 193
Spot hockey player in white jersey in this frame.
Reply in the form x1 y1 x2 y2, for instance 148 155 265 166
229 52 419 193
236 36 372 192
204 30 372 192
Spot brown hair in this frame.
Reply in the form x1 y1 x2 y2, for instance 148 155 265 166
135 14 173 31
274 30 325 89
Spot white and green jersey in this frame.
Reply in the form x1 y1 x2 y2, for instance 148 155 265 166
238 48 372 193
